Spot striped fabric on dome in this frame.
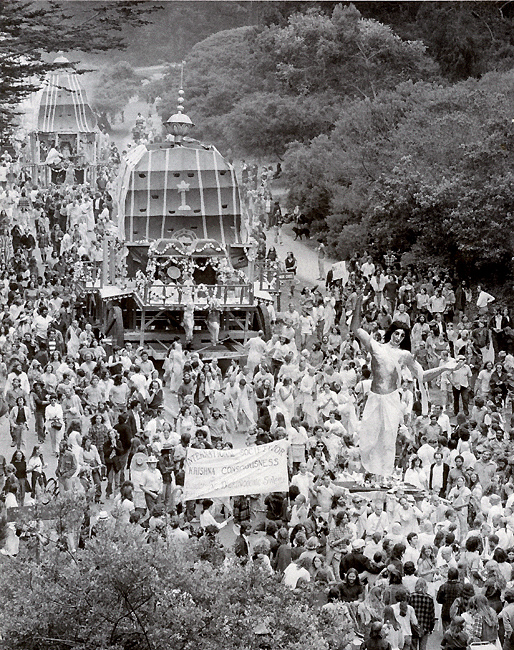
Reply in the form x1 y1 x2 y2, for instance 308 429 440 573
115 140 242 246
37 72 97 133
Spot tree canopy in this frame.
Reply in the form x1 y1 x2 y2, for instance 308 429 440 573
283 70 514 279
0 527 351 650
150 4 438 158
356 1 514 82
91 62 143 124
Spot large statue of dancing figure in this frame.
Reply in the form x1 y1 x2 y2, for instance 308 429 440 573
351 295 458 476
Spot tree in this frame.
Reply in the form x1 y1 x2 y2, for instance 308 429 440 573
282 69 514 280
153 3 438 157
407 2 514 81
356 2 514 82
0 1 159 137
183 26 260 123
0 528 353 650
222 91 339 159
91 62 143 125
255 4 438 99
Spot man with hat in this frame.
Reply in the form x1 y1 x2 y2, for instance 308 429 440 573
298 537 320 574
91 510 114 536
340 538 384 578
158 442 176 512
139 455 163 515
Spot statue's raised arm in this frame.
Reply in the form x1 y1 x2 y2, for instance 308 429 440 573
350 294 372 351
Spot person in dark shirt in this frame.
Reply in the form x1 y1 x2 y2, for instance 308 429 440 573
273 527 292 574
341 538 383 577
190 428 213 449
31 380 49 443
339 567 364 602
441 616 469 650
177 372 195 406
409 578 436 646
114 412 132 482
157 443 175 512
264 520 280 558
103 429 124 498
362 622 391 650
233 495 251 526
384 275 399 313
234 522 251 562
264 492 287 523
437 568 462 631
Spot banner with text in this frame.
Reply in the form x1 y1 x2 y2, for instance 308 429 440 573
183 440 289 501
331 261 349 284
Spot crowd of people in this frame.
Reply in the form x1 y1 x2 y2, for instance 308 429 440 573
3 146 514 650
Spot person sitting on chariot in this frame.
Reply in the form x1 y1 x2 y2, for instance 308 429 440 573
45 145 63 168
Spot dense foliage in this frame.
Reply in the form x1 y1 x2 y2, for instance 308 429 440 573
284 70 514 279
152 5 438 157
0 528 350 650
91 62 143 125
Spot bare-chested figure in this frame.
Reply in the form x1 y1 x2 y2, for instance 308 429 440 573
351 295 457 476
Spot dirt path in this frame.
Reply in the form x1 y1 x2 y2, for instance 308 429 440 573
266 222 338 287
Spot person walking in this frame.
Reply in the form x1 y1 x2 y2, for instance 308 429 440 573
56 440 77 493
437 568 463 632
441 616 469 650
409 578 435 650
9 394 31 450
449 356 472 416
462 595 499 644
316 241 326 280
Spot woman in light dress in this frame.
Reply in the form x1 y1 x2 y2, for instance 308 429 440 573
235 377 256 431
245 330 267 374
163 340 184 392
275 376 295 427
66 320 81 358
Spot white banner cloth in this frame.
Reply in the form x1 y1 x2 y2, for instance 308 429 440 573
331 261 349 284
184 440 289 501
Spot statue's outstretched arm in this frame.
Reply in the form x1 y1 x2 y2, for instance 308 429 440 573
350 295 372 351
423 360 465 384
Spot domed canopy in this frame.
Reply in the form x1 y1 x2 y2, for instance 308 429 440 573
115 140 242 246
36 67 97 133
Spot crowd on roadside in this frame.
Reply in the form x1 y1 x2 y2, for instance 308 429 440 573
3 152 514 650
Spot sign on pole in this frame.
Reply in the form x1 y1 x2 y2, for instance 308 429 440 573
184 440 289 501
331 261 348 284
